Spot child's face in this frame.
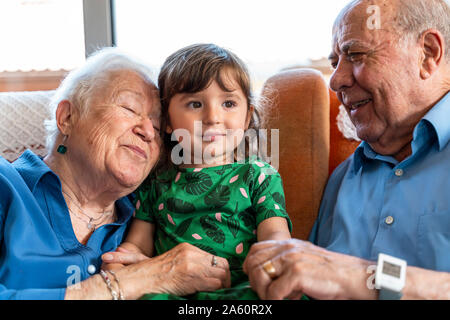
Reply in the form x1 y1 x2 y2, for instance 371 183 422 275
166 72 252 167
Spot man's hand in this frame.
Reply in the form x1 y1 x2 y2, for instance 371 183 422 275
243 239 376 300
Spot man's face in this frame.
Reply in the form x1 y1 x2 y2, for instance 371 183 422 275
329 1 423 156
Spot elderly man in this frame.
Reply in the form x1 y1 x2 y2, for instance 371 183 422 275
243 0 450 300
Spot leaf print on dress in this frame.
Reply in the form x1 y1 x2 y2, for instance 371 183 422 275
227 203 241 238
262 208 279 220
243 165 255 190
194 244 217 255
200 216 225 245
272 192 286 210
238 209 255 227
235 242 244 254
204 185 230 209
155 181 170 199
174 217 193 237
257 196 266 204
154 213 167 228
166 197 195 213
214 164 233 176
167 214 176 225
229 175 239 184
255 175 272 198
180 172 213 195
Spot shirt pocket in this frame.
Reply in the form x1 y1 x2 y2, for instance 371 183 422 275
417 211 450 272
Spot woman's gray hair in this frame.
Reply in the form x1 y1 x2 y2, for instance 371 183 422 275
395 0 450 61
44 47 156 151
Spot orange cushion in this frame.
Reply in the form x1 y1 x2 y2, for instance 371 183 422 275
261 69 330 239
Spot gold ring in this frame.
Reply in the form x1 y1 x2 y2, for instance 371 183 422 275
262 260 277 279
211 255 218 267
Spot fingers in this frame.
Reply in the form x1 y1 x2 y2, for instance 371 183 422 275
171 243 232 290
243 239 300 274
102 251 149 265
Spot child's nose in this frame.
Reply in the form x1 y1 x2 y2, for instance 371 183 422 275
203 105 222 124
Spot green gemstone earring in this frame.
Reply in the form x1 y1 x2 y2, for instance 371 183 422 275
57 135 68 154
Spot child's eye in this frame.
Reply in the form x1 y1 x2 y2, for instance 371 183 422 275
223 100 236 108
187 101 202 109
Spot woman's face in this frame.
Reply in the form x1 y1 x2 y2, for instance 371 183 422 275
69 70 161 189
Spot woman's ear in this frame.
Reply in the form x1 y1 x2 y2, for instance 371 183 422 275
55 100 74 136
165 123 173 134
419 29 444 79
245 105 255 129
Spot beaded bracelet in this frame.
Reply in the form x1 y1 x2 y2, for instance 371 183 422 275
108 270 125 300
99 270 119 300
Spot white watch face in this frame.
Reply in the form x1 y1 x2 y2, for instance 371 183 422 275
375 253 407 292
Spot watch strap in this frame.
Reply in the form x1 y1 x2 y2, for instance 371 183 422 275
378 288 403 300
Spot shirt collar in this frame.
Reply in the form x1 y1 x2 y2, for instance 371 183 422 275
12 150 134 224
420 91 450 152
353 91 450 171
12 149 54 193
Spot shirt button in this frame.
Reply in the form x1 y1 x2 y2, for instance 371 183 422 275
394 169 404 177
87 264 96 275
385 216 394 225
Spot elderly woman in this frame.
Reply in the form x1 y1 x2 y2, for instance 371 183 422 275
0 48 230 300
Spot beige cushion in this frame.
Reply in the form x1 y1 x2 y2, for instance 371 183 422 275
0 90 53 162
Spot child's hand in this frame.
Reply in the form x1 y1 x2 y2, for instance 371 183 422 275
101 245 149 266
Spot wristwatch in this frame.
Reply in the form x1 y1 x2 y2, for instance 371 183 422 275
375 253 407 300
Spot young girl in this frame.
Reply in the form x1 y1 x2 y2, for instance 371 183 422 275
104 43 293 300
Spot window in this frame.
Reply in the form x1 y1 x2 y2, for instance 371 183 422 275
113 0 351 91
0 0 85 91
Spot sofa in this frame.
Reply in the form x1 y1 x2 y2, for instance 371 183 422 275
0 68 359 240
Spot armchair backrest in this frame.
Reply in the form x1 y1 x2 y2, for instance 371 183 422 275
261 69 330 239
0 90 53 162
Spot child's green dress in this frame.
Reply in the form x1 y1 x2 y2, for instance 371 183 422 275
134 158 292 300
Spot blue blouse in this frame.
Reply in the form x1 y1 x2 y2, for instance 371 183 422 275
310 92 450 271
0 150 134 299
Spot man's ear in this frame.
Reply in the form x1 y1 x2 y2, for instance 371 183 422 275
245 105 255 129
419 29 445 79
55 100 74 136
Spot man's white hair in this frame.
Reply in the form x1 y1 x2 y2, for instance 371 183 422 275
335 0 449 61
44 47 156 151
395 0 450 61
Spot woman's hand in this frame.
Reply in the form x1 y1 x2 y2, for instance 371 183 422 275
114 242 231 299
243 239 376 300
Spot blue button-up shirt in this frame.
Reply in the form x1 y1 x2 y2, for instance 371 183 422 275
0 150 134 299
310 92 450 271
